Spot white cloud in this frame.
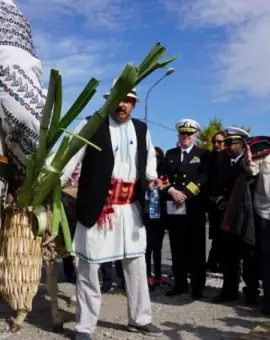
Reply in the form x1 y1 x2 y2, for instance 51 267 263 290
163 0 270 99
15 0 134 106
33 34 125 121
34 34 122 84
17 0 135 30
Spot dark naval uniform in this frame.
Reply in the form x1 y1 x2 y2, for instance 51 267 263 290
214 127 259 303
162 119 210 298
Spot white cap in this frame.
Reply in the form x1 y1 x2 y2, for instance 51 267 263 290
103 78 140 102
176 119 201 133
224 126 250 138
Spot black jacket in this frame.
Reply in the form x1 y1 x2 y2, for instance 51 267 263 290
221 173 256 246
162 145 211 212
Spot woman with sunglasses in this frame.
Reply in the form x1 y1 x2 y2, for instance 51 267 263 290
207 131 227 272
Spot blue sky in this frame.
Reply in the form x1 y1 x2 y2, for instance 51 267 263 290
17 0 270 151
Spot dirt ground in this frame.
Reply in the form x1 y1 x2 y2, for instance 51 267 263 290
0 272 269 340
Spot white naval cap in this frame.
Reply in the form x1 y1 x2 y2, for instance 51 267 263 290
176 119 201 133
224 126 250 138
224 126 250 144
103 78 140 102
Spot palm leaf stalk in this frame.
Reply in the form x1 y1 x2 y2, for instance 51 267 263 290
47 78 100 152
46 73 63 145
16 42 177 247
34 69 58 177
30 63 138 206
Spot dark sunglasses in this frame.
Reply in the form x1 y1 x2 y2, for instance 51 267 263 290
212 140 224 145
180 132 194 136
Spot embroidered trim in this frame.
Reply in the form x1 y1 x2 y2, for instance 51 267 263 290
189 156 200 164
0 1 36 57
1 102 39 141
73 251 146 264
0 65 45 121
13 65 46 100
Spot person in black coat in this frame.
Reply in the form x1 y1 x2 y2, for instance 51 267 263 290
145 146 170 291
212 127 259 304
207 131 227 272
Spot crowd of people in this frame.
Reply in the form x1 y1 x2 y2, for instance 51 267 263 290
62 112 270 340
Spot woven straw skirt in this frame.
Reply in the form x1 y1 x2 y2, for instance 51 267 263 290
0 206 43 311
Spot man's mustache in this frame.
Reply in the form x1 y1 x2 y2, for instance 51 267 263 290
115 106 127 113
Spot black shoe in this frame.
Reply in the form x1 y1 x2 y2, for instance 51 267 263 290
66 275 77 284
207 263 219 273
166 286 188 297
261 298 270 317
261 307 270 317
192 291 203 300
243 287 259 306
212 293 238 303
75 332 91 340
101 283 112 294
127 323 163 336
245 295 258 306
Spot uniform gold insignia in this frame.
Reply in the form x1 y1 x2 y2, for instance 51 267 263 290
190 156 200 164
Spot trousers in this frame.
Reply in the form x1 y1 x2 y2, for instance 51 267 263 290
145 216 166 278
101 260 124 284
76 255 152 335
167 213 206 293
255 213 270 308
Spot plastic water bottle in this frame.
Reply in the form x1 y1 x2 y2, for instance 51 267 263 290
149 185 160 219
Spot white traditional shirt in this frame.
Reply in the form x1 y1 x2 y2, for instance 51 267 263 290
61 117 157 263
244 154 270 220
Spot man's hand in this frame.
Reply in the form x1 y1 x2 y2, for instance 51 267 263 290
244 144 253 165
6 193 14 204
169 188 187 205
148 178 163 191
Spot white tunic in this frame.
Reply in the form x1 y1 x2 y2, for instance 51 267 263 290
61 117 157 263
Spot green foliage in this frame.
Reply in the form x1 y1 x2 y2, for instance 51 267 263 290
197 117 223 150
197 118 252 150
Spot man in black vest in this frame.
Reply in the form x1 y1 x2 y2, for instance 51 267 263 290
62 81 163 340
162 119 210 299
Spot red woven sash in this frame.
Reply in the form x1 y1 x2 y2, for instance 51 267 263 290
97 178 136 229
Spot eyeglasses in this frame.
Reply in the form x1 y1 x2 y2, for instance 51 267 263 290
212 140 224 145
180 132 195 136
